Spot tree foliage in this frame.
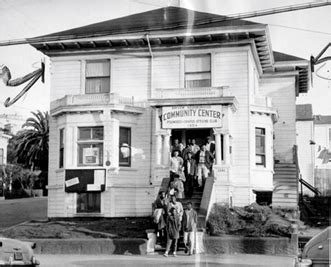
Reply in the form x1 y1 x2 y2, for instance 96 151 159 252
11 110 49 171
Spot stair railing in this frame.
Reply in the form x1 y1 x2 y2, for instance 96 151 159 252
199 175 215 227
293 145 321 199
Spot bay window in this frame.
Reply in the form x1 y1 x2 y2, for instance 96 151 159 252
77 127 103 166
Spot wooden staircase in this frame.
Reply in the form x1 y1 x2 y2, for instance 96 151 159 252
272 163 298 209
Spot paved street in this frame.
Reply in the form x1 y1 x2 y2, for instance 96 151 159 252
37 253 296 267
0 197 47 229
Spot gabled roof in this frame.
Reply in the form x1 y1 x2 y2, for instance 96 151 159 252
34 7 261 41
296 104 313 121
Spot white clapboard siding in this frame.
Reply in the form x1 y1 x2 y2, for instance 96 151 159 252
260 77 296 163
112 58 150 101
48 189 66 217
50 60 81 101
113 188 154 217
112 110 152 185
153 56 180 89
296 121 315 195
232 187 251 207
214 51 250 184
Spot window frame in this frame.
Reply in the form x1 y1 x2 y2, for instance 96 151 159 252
59 128 64 168
255 127 266 167
85 59 110 94
184 54 211 88
119 127 131 167
76 192 101 213
77 126 104 167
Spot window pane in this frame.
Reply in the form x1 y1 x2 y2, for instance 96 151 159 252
86 77 110 94
78 143 103 166
119 127 131 166
79 128 91 140
255 128 265 135
329 128 331 150
255 136 265 153
77 192 101 213
86 61 110 77
92 127 104 140
185 55 211 72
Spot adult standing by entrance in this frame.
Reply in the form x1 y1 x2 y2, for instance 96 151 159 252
182 202 198 256
169 150 183 182
195 145 214 189
205 136 215 156
190 138 200 155
183 151 196 198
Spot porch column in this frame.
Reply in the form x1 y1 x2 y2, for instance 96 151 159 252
213 129 222 165
155 134 162 165
223 133 230 165
162 130 171 166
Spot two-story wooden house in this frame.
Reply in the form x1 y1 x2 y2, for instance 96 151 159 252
28 7 309 218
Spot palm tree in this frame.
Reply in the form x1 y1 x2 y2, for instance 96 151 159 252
12 110 49 171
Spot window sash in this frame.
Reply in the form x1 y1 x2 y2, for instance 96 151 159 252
86 60 110 77
85 60 110 94
85 77 110 94
78 143 103 166
119 127 131 167
78 127 103 141
77 192 101 213
185 55 211 88
255 128 266 166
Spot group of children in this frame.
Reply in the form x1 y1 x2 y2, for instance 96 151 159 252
152 192 198 257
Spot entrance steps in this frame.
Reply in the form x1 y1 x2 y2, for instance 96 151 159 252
272 163 298 209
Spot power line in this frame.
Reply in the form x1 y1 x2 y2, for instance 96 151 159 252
0 1 330 47
269 23 331 36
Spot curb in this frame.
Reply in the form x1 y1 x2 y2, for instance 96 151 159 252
27 238 148 255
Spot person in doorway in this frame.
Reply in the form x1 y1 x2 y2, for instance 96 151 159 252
163 207 181 257
182 202 198 256
167 195 184 222
183 151 196 198
195 145 214 189
181 142 193 161
169 150 184 182
205 136 215 155
171 139 184 155
152 191 169 246
190 138 200 155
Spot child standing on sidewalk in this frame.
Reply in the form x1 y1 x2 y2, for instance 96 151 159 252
163 207 181 257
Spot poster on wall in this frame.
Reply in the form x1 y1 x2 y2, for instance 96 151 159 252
83 147 99 165
161 105 223 129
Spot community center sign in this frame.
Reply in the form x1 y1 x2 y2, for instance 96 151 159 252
161 105 223 129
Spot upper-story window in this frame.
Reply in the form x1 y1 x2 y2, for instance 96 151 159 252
77 126 103 166
185 54 211 88
85 60 110 94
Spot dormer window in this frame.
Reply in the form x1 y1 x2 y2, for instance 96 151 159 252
185 54 211 88
85 60 110 94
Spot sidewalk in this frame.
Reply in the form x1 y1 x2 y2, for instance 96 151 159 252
37 253 296 267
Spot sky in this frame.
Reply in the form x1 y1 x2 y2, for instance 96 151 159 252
0 0 331 122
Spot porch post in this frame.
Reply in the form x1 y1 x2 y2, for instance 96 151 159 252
162 130 171 166
155 134 162 165
223 133 230 165
214 131 222 165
